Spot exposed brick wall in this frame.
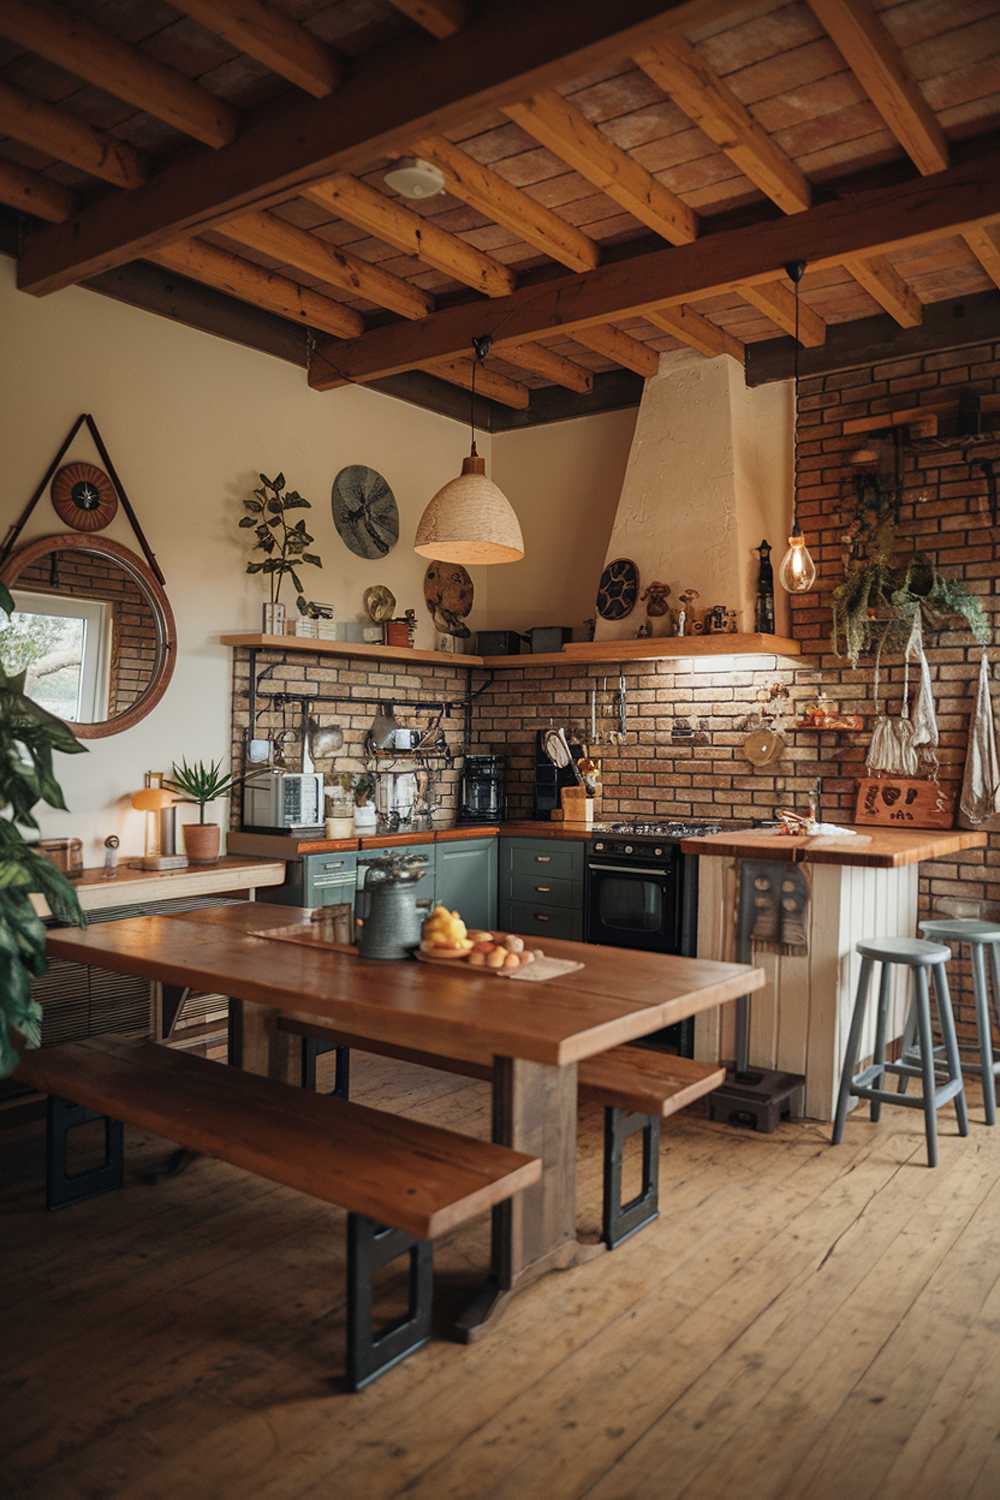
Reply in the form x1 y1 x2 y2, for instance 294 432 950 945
473 337 1000 1038
229 647 469 828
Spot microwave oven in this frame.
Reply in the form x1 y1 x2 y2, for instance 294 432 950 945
243 771 325 832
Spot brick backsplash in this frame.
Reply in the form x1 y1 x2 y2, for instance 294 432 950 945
472 339 1000 1038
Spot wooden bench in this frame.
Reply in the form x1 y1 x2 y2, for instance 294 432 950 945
16 1034 540 1390
277 1017 725 1249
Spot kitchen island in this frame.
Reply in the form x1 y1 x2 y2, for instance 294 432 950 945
680 826 988 1121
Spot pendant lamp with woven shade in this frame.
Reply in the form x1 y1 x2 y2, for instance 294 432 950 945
414 337 525 565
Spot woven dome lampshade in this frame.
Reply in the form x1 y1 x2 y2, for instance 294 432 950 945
414 442 524 564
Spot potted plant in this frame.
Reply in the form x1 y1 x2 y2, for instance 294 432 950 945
239 472 323 631
0 581 87 1079
167 757 244 864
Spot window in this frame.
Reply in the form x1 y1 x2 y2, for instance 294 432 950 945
1 589 110 722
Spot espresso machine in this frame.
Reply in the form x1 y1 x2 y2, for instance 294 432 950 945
458 754 506 823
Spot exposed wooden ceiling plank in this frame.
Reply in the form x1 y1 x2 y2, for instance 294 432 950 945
217 208 434 320
504 88 698 245
413 134 600 272
571 323 659 377
963 222 1000 289
305 174 515 298
423 356 529 408
842 254 921 327
0 80 146 190
501 341 593 393
807 0 949 176
0 0 238 149
169 0 342 98
387 0 466 38
645 303 743 360
739 279 826 346
306 145 1000 386
16 0 730 294
0 157 74 222
635 35 812 215
149 237 365 339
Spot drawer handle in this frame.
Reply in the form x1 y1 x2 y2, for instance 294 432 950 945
533 912 551 922
534 855 552 864
535 884 552 893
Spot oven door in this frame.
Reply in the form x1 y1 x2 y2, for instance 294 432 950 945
586 852 682 953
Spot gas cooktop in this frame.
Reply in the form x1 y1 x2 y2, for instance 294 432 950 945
603 821 724 838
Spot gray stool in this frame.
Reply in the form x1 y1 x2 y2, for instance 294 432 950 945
832 937 968 1168
913 918 1000 1126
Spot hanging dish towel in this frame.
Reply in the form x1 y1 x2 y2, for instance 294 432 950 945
867 634 918 776
960 651 1000 825
738 860 810 957
905 614 940 774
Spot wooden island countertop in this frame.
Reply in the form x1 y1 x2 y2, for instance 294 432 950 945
680 825 987 869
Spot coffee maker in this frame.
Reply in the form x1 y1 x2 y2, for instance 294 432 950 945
458 754 506 823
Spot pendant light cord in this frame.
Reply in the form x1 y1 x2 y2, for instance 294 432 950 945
470 334 492 457
787 260 805 536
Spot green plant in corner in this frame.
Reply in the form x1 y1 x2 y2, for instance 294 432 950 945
166 758 245 823
239 472 323 616
0 580 87 1079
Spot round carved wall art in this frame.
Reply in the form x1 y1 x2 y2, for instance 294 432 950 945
51 462 118 532
596 557 639 620
332 465 399 559
423 560 474 638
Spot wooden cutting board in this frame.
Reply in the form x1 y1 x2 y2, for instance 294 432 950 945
854 776 954 830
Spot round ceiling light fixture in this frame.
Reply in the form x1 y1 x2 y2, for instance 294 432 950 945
383 157 447 200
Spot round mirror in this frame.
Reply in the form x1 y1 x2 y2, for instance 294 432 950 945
0 534 175 739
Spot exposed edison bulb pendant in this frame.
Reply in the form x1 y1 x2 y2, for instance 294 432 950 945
778 529 817 593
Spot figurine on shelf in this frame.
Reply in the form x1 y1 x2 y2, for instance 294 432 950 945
636 621 652 639
676 588 700 637
640 581 674 636
754 539 776 634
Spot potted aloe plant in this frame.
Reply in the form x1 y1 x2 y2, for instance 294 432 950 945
0 580 88 1078
167 757 245 865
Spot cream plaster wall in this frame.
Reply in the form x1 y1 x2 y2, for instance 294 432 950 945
485 407 636 635
0 262 489 858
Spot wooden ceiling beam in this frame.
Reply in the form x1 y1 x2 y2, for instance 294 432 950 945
0 0 238 149
169 0 342 98
0 157 74 222
842 254 921 327
412 135 599 272
148 237 365 339
0 80 146 190
306 144 1000 386
504 88 698 245
571 324 659 378
963 222 1000 289
17 0 731 295
807 0 948 176
501 341 593 393
635 35 811 215
739 279 826 346
217 209 433 320
645 304 743 360
387 0 466 38
305 174 516 298
423 356 529 408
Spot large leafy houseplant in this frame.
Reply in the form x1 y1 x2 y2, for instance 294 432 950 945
239 472 323 617
0 580 87 1078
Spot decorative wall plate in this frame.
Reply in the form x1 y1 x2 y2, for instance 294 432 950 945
332 465 398 558
364 584 396 623
597 557 639 620
423 560 473 637
51 462 118 532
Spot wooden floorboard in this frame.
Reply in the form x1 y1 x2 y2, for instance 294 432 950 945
2 1051 999 1499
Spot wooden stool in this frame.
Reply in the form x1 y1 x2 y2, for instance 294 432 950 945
832 938 968 1168
915 918 1000 1126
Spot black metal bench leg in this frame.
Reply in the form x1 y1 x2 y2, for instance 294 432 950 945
301 1037 350 1098
602 1106 661 1249
345 1213 433 1391
46 1095 124 1211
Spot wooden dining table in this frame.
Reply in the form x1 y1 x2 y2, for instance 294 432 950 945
46 902 763 1336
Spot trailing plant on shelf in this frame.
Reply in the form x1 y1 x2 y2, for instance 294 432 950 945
0 581 87 1078
240 472 323 617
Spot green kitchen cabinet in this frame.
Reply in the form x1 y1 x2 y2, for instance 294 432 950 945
435 838 497 933
498 836 584 940
270 850 357 909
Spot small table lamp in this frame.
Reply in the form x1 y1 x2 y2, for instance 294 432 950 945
131 772 188 871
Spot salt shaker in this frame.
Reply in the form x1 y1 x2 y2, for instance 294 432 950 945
102 834 120 879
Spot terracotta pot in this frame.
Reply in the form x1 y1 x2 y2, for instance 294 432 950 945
183 822 221 864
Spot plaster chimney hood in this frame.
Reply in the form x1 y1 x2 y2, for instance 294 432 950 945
591 347 798 658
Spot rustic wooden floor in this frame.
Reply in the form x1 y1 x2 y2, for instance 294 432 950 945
3 1050 1000 1500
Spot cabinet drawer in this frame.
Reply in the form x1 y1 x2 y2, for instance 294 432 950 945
509 872 579 909
307 853 356 877
508 840 583 882
502 900 583 942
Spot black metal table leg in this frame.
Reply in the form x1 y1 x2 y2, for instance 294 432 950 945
46 1095 123 1211
346 1213 432 1390
602 1106 661 1249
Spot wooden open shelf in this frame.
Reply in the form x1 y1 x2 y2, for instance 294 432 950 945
219 633 484 668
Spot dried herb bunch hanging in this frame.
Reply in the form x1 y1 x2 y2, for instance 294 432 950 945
239 472 323 617
832 502 989 666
